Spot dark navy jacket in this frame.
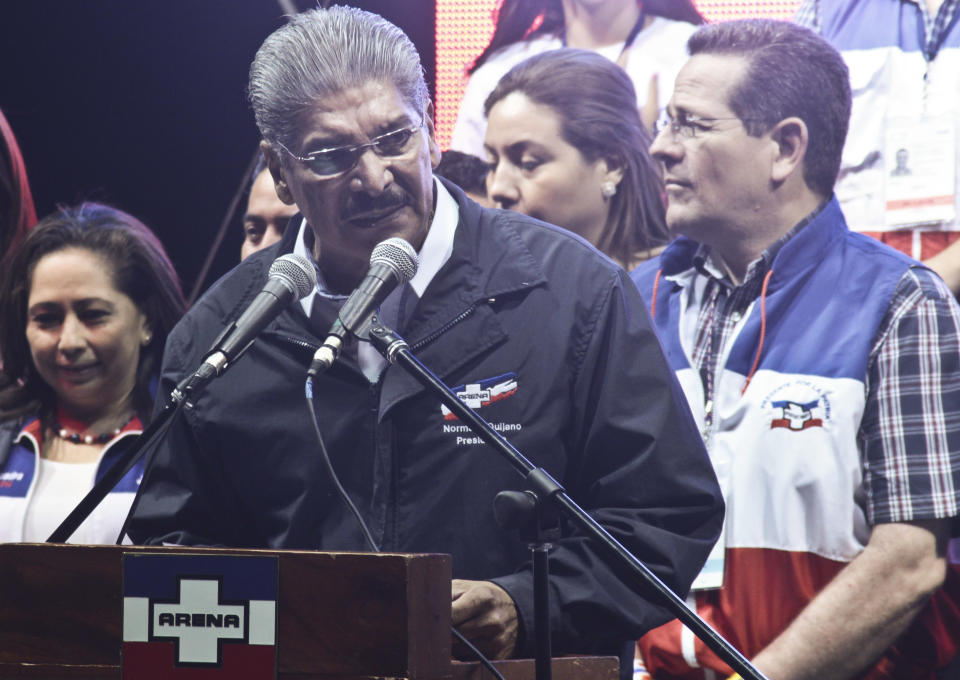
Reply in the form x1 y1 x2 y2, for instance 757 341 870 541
127 180 723 658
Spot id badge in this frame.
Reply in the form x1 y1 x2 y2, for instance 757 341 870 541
690 521 725 591
884 116 956 227
690 456 728 591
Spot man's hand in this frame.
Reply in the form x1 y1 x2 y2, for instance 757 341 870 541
451 579 519 660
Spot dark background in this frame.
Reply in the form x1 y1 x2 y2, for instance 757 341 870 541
0 0 436 300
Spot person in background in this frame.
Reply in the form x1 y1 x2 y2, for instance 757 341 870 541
434 149 494 207
0 107 38 391
794 0 960 294
241 152 300 260
633 19 960 679
0 107 37 271
126 7 723 675
450 0 705 158
0 203 185 543
484 49 668 269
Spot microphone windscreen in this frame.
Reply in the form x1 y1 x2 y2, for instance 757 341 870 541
370 238 419 285
269 253 317 299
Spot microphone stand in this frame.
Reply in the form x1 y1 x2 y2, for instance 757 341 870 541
493 490 559 680
366 320 767 680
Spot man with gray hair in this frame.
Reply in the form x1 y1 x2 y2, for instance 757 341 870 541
128 6 723 667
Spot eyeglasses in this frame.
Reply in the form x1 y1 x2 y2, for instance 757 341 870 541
655 111 754 139
277 119 423 178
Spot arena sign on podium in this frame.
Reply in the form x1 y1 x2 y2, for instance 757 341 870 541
122 553 278 679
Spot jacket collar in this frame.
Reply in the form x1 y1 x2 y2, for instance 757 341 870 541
438 176 548 301
658 195 848 292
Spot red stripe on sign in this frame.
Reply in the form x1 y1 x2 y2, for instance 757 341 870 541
123 642 275 679
886 195 954 210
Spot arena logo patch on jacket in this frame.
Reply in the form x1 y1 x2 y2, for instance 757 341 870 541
441 373 518 421
762 381 832 432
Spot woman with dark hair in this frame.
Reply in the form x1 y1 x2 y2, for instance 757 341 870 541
450 0 704 157
484 48 668 269
0 202 185 543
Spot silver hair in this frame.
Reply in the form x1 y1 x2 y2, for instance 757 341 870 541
248 6 429 149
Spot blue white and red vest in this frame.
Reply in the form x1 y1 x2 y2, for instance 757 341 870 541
631 198 960 678
0 416 144 543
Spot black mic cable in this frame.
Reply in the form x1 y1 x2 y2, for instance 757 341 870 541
303 374 508 680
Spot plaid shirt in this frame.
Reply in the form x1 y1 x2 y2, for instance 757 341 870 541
690 211 960 525
690 207 819 431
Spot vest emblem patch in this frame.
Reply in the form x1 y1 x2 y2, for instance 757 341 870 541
762 380 832 432
770 399 823 430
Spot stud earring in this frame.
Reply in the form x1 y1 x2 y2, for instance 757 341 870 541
601 181 617 198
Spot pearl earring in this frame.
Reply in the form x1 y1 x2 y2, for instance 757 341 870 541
601 181 617 198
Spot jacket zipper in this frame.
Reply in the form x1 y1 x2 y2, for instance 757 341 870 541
371 373 391 551
381 302 480 549
274 298 481 355
409 302 479 351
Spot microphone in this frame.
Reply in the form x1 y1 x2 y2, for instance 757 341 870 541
308 237 419 376
203 253 317 376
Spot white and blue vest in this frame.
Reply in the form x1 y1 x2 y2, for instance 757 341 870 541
631 200 931 670
634 198 920 564
0 417 144 543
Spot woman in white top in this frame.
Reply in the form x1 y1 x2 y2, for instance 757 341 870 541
450 0 704 157
0 202 185 543
484 49 669 269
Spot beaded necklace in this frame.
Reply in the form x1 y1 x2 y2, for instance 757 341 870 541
51 415 136 445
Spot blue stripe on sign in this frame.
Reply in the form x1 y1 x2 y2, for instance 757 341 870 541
123 554 278 600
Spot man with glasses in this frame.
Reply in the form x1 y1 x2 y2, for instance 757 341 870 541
128 6 723 670
633 19 960 680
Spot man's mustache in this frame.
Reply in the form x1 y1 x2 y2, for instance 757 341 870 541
342 191 408 220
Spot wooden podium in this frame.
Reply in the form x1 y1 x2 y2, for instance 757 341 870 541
0 543 618 680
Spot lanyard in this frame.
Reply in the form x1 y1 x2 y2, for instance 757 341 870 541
918 0 960 62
